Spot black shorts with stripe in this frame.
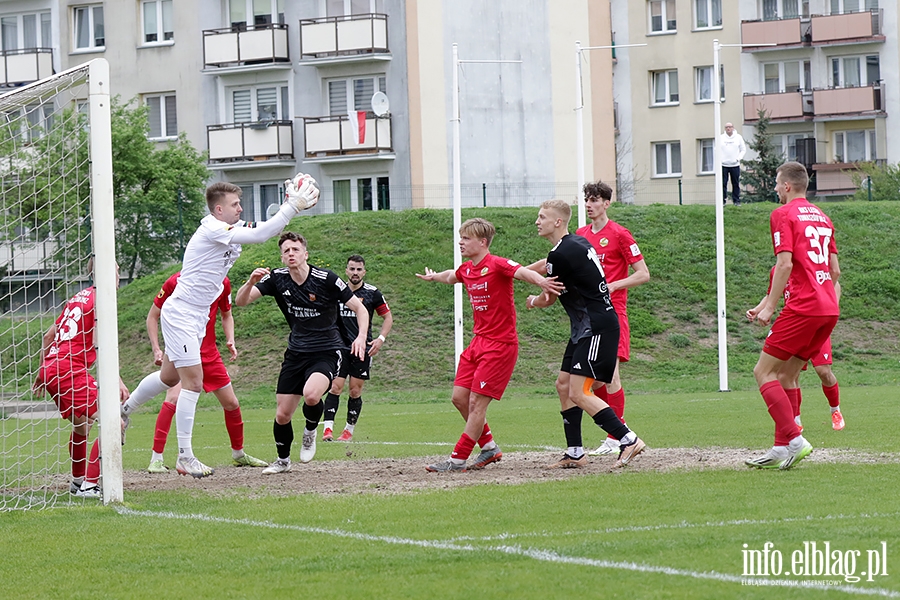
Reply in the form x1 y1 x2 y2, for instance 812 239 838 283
276 348 342 395
560 327 620 383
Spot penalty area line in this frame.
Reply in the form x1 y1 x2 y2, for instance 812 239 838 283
113 507 899 597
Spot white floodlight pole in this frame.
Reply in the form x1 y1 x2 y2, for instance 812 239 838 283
574 42 645 228
450 44 522 367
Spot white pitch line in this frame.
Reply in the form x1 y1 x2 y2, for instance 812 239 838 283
114 507 900 598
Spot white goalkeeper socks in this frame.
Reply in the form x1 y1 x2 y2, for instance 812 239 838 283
121 371 171 415
175 389 201 458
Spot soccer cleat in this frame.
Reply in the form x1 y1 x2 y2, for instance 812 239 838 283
147 459 169 473
176 456 215 479
615 438 647 468
69 479 83 495
232 453 268 468
322 427 334 441
73 484 101 499
337 429 353 442
544 454 587 469
262 458 292 475
744 446 789 469
425 459 467 473
780 437 813 470
469 446 503 470
589 437 621 456
831 410 845 431
299 430 317 463
120 413 130 445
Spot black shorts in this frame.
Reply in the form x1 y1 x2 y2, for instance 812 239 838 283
560 328 619 383
276 349 342 395
336 348 372 381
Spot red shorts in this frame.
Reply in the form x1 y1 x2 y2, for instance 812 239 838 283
764 311 838 363
42 365 98 421
454 336 518 400
201 352 231 393
617 311 630 363
802 337 833 370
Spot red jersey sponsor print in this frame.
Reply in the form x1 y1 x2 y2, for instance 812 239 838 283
576 220 642 313
46 287 96 369
155 273 231 361
770 199 839 317
454 253 521 344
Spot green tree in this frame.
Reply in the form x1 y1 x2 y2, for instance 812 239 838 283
851 161 900 201
741 108 783 203
111 97 210 279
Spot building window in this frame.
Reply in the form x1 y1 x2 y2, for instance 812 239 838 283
695 65 725 102
653 141 682 176
773 133 814 161
651 70 679 106
230 0 285 29
230 85 290 122
326 0 384 17
834 130 876 162
762 60 810 93
649 0 676 33
73 5 105 51
145 93 177 139
333 180 351 213
829 0 878 15
333 177 388 212
695 0 722 28
142 0 174 44
762 0 809 19
327 75 386 115
831 55 880 88
0 11 51 51
238 182 281 222
698 139 714 173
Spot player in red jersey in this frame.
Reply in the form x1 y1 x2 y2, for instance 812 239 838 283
416 218 562 472
575 182 650 456
141 272 268 472
746 161 840 470
32 259 130 498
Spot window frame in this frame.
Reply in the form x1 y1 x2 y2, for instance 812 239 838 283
227 83 290 123
73 4 105 52
650 69 679 106
833 129 876 163
326 74 387 115
145 92 178 140
326 0 385 17
761 59 810 93
830 54 879 88
772 132 814 161
648 0 677 34
694 0 723 29
229 0 285 30
0 11 51 51
695 65 725 103
829 0 878 15
141 0 174 45
698 138 715 174
238 182 283 222
653 141 683 177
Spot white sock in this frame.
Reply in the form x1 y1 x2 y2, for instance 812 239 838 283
620 431 637 446
323 420 334 431
568 446 585 458
450 457 466 465
831 406 840 413
150 451 164 463
175 389 201 458
344 423 355 434
122 371 171 414
788 435 806 450
232 449 245 459
481 440 497 451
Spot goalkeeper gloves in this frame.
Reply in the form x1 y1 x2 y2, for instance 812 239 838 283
284 173 320 211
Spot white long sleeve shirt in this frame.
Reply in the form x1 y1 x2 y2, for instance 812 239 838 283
720 132 746 167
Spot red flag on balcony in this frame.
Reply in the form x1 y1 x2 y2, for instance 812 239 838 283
349 110 366 145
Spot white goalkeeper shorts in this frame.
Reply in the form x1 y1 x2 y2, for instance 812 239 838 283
160 296 210 369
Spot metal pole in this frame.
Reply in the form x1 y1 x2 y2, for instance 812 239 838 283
678 178 683 205
482 182 486 207
574 41 586 228
712 39 729 392
451 43 463 369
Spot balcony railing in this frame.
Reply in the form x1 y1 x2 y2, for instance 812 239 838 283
741 18 807 48
811 9 883 44
203 23 290 69
813 84 883 117
303 114 392 158
299 14 388 60
0 48 53 88
812 160 885 196
207 120 294 164
743 91 809 121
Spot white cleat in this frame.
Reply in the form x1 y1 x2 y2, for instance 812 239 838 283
176 456 215 478
262 458 292 475
589 437 621 456
299 429 317 463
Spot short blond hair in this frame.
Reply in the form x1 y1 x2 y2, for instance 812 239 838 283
777 161 809 192
459 218 496 246
540 199 572 223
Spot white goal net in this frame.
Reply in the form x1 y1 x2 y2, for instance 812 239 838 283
0 59 121 510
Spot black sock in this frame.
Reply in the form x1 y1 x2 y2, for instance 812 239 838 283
273 420 293 459
347 396 362 425
591 407 630 440
561 406 584 449
302 400 325 432
324 393 340 422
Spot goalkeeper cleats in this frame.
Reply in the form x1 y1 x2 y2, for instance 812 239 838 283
283 173 320 211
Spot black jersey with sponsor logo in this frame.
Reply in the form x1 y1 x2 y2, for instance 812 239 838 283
255 266 354 353
338 283 388 343
546 234 619 343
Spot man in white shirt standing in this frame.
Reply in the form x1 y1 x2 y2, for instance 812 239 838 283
721 122 746 206
120 174 319 478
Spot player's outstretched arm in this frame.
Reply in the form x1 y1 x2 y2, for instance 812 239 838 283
525 258 548 274
235 268 269 306
513 266 563 296
415 267 458 285
345 295 370 361
526 291 556 310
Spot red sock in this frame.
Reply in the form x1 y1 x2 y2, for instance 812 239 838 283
604 389 626 439
760 380 800 446
223 407 244 451
152 401 177 454
593 384 609 402
85 439 100 484
451 433 477 461
70 431 88 479
784 387 802 419
822 382 840 408
476 423 493 448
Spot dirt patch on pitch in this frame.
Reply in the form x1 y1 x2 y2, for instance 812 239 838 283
121 447 899 498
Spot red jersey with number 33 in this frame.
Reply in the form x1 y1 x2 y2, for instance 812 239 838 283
155 272 231 360
576 220 643 314
770 198 839 317
455 253 521 344
46 287 96 369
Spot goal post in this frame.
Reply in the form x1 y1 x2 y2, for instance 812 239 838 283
0 58 121 509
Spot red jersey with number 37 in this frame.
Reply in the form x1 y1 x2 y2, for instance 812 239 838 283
455 253 521 344
770 198 838 317
576 220 643 313
155 272 231 360
46 287 96 369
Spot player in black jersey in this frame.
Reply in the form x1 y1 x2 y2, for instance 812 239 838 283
235 232 369 473
322 255 394 442
528 199 646 469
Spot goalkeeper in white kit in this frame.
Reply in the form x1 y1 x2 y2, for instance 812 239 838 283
120 174 319 478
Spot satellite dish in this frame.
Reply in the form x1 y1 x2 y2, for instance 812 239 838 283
266 203 281 220
371 92 390 117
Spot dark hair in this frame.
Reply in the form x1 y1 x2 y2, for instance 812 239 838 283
206 182 242 211
347 254 365 265
583 181 613 202
278 231 307 249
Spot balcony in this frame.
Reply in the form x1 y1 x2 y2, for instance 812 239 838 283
810 10 884 45
202 23 290 71
812 84 883 118
743 91 810 122
741 18 808 50
812 161 884 196
299 14 389 64
207 121 294 167
0 48 53 88
303 115 393 161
